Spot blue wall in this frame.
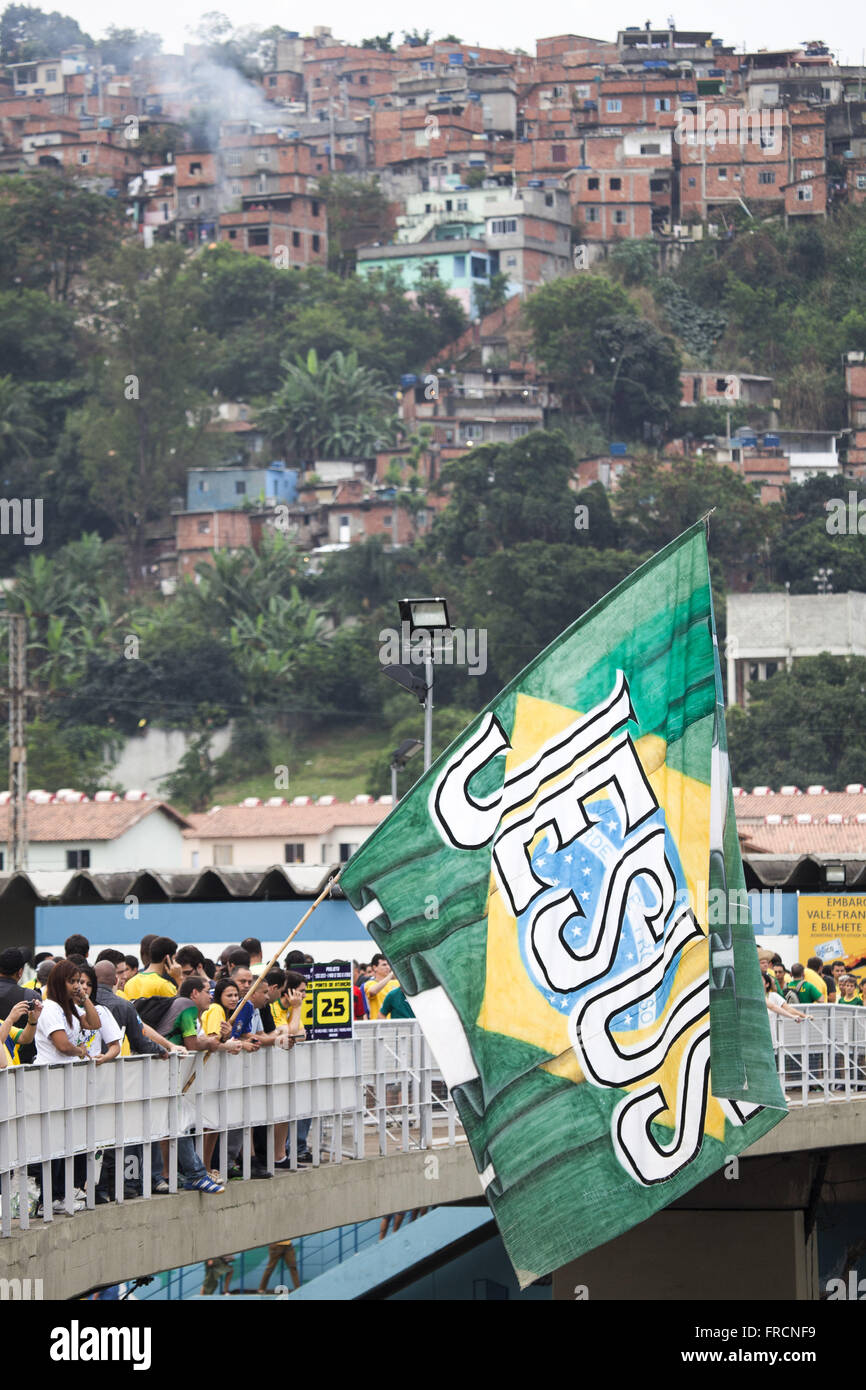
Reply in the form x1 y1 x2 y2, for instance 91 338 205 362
36 899 366 948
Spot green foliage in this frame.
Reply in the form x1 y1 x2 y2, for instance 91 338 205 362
0 172 123 301
473 271 509 319
608 238 659 288
0 3 91 61
317 174 390 276
360 32 394 51
522 275 680 434
69 242 216 579
11 716 118 794
429 430 579 564
654 279 727 366
366 705 476 798
770 476 866 594
727 656 866 789
612 458 772 583
258 348 399 464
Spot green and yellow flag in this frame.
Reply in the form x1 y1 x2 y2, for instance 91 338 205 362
341 524 786 1284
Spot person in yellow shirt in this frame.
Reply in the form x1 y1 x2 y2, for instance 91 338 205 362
804 957 829 1001
363 955 399 1020
123 937 182 1002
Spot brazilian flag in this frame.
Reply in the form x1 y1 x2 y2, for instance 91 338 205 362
341 524 786 1285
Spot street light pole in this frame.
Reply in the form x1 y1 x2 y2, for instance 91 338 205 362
423 646 433 771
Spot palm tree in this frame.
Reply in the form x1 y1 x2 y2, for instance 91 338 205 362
259 349 399 467
0 376 43 463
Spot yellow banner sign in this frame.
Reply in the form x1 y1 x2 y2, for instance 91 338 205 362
798 895 866 965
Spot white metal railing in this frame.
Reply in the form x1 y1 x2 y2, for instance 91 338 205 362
769 1003 866 1103
0 1021 461 1236
1 1009 863 1235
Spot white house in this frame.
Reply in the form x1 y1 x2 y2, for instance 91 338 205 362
182 798 391 869
0 801 191 873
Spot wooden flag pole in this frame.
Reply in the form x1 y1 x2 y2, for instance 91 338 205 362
181 872 340 1093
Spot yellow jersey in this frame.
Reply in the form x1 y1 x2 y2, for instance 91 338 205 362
364 977 398 1021
123 970 176 1002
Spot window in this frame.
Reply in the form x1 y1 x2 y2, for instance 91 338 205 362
489 218 517 233
585 206 600 221
551 144 567 162
612 209 626 224
758 171 775 185
66 849 90 869
230 181 242 194
198 519 211 533
268 75 277 86
640 143 661 154
470 256 487 278
453 254 466 275
190 161 202 174
235 480 246 494
457 198 468 210
0 851 4 871
821 86 832 101
587 176 599 190
225 151 242 167
715 378 727 392
249 227 269 246
213 845 233 866
552 85 565 98
606 99 622 113
338 843 358 863
505 254 517 266
228 229 237 239
609 177 621 190
510 424 530 439
284 843 305 864
360 74 368 86
688 176 696 187
188 193 200 208
797 185 813 202
717 167 727 180
654 97 671 111
256 150 271 165
312 233 320 251
78 151 89 164
857 175 866 191
45 68 57 81
314 78 322 87
460 423 483 439
650 178 666 192
292 230 300 247
382 514 392 527
312 199 319 216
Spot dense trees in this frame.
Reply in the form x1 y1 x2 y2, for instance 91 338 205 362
523 275 681 435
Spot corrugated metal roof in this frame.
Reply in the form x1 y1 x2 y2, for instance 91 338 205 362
0 864 343 904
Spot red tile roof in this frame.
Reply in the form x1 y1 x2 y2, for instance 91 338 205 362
0 802 189 843
738 822 866 855
183 802 390 839
734 791 866 822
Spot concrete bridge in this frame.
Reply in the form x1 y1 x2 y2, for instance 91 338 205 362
2 1013 864 1300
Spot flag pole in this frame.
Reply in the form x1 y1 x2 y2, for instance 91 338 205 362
181 872 340 1093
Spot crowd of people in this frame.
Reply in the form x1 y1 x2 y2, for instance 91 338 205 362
759 950 864 1024
0 933 330 1213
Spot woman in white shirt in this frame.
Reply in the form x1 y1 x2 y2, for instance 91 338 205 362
35 958 106 1064
34 959 120 1213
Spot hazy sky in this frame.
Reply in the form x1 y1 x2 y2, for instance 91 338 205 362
53 1 866 66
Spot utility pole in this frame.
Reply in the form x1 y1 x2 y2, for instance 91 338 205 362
7 615 29 872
